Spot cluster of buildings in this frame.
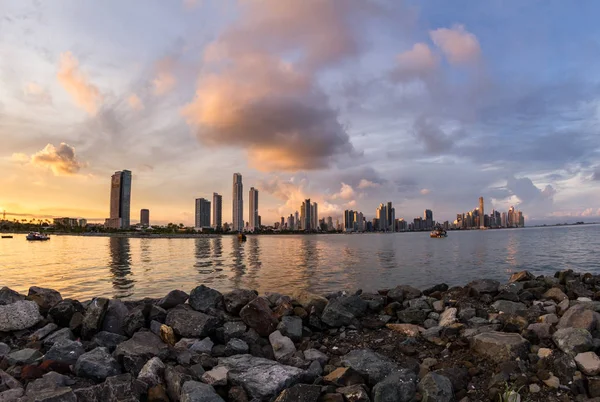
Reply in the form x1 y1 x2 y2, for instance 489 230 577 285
454 198 525 229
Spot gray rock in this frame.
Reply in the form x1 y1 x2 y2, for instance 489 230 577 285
180 381 225 402
42 327 74 348
0 287 25 306
575 351 600 376
321 299 356 327
457 307 476 322
218 354 305 400
114 331 170 375
277 316 303 342
24 387 77 402
527 323 553 339
27 286 62 314
189 285 223 313
202 366 228 386
92 331 128 352
418 372 454 402
0 300 42 332
274 384 320 402
225 339 249 356
102 373 136 402
0 343 9 358
0 388 23 401
137 356 165 387
388 285 422 302
150 319 162 336
29 323 58 342
149 305 167 323
0 369 21 390
101 299 129 335
74 347 121 382
165 365 193 401
269 331 296 361
6 348 42 365
307 360 323 377
467 279 500 294
471 331 529 362
44 338 85 365
190 337 215 354
81 297 109 339
340 349 401 386
123 304 148 337
491 300 526 315
223 321 247 340
224 289 258 315
557 304 600 332
166 306 220 338
291 290 329 314
397 308 427 325
372 369 417 402
303 348 329 366
73 384 103 402
336 384 370 401
239 297 278 336
157 289 189 309
553 328 593 355
25 371 74 394
48 299 83 328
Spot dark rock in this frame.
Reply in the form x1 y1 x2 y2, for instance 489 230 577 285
0 287 25 306
467 279 500 295
25 387 77 402
321 300 356 328
27 287 62 314
228 386 249 402
239 297 278 337
418 372 454 402
165 306 220 338
225 339 249 356
74 347 121 382
28 323 58 342
277 316 303 342
42 327 74 348
190 337 214 354
74 384 103 401
92 331 128 352
291 290 329 315
150 305 167 323
0 300 43 332
388 285 422 303
147 384 169 402
494 291 521 302
189 285 224 313
165 365 193 401
69 311 84 335
102 373 136 402
157 290 189 310
180 380 224 402
123 304 150 337
491 300 526 315
557 304 600 332
114 331 170 376
336 384 370 402
48 299 84 328
372 369 417 402
274 384 320 402
102 299 129 335
435 367 469 393
553 328 593 355
223 321 247 341
137 357 165 387
423 284 449 296
223 289 258 315
471 331 530 362
38 360 71 375
81 297 109 340
6 348 43 365
304 348 329 366
397 308 427 325
44 338 85 365
323 367 364 386
340 349 401 386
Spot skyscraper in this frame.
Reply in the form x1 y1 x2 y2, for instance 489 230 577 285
195 198 211 229
344 210 355 232
303 199 311 231
479 197 485 229
294 211 300 231
249 187 259 230
106 170 132 229
212 193 222 230
424 209 433 230
376 203 388 231
311 202 318 230
140 209 149 227
386 202 394 230
233 173 243 232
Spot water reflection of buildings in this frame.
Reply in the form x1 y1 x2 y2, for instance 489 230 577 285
194 238 212 272
230 237 247 289
108 237 134 298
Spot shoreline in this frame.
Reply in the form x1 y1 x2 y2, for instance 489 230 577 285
0 269 599 401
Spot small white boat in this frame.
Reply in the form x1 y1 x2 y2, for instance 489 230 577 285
26 232 50 241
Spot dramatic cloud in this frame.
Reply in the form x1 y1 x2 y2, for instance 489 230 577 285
57 52 102 115
358 179 380 189
127 94 143 110
329 182 356 201
391 43 438 81
21 143 85 175
23 82 52 104
430 25 481 65
413 116 456 154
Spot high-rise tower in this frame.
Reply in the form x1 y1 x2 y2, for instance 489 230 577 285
479 197 485 229
212 193 222 230
233 173 243 232
195 198 211 228
249 187 259 230
107 170 132 229
303 199 311 231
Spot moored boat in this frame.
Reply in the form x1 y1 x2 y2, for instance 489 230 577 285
26 232 50 241
430 227 448 238
1 235 13 239
237 233 247 242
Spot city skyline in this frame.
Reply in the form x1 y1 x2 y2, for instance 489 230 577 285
2 2 600 226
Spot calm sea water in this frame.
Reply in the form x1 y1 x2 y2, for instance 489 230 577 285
1 225 599 300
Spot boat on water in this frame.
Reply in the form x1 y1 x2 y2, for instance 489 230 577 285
237 233 247 242
1 235 13 239
430 227 448 238
26 232 50 241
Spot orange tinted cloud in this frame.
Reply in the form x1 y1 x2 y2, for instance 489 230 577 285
23 82 52 104
57 52 102 115
392 43 439 81
20 143 85 176
430 25 481 65
127 94 144 110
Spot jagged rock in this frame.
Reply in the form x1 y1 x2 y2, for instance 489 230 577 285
73 384 103 401
165 306 220 338
218 354 305 400
189 285 223 313
0 343 9 357
397 308 427 325
491 300 526 314
303 349 329 366
0 300 42 332
81 297 109 339
418 372 454 402
160 324 176 346
190 337 214 354
225 339 249 356
44 338 85 365
323 367 364 386
291 290 329 314
228 386 249 402
69 311 84 335
0 369 21 391
29 323 58 342
543 287 568 303
23 387 77 402
165 365 193 401
340 349 401 385
223 289 258 315
239 297 278 336
202 366 229 386
48 299 84 328
180 381 224 402
321 299 357 327
102 299 129 335
74 347 121 382
574 351 600 376
471 331 529 362
0 287 25 306
223 321 247 340
557 304 600 332
553 328 593 355
372 369 418 402
157 290 189 309
438 308 457 327
150 305 167 324
274 384 321 402
269 331 296 361
6 348 42 365
102 373 136 402
336 384 370 402
138 357 165 387
0 388 24 401
467 279 500 295
27 286 62 314
114 332 170 375
526 323 553 339
123 304 149 337
277 316 303 342
92 331 128 352
509 271 534 282
42 327 74 348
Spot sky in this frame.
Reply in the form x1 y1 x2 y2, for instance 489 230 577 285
1 0 600 226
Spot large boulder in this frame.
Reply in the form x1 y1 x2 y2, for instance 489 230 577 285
388 285 422 302
418 372 454 402
157 290 189 310
372 370 418 402
27 287 62 314
340 349 401 386
81 297 109 339
491 300 526 315
0 300 43 332
471 331 530 363
557 304 600 332
102 299 129 335
123 304 149 337
438 308 457 327
509 271 534 282
321 296 367 327
0 287 25 305
74 347 121 382
291 290 329 314
239 297 278 336
48 299 84 328
44 339 85 365
224 289 258 315
114 331 170 375
553 328 593 355
165 306 220 338
277 316 303 342
189 285 224 313
180 381 225 402
543 287 568 303
466 279 500 295
218 354 305 400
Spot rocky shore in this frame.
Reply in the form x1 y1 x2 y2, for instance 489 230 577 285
1 270 600 401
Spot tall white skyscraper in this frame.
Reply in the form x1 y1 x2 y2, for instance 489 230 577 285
232 173 243 232
195 198 211 228
249 187 259 230
212 192 222 230
302 199 311 231
106 170 132 229
376 203 388 231
479 197 485 229
311 202 318 230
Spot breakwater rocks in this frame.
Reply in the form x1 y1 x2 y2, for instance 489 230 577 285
1 272 600 401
